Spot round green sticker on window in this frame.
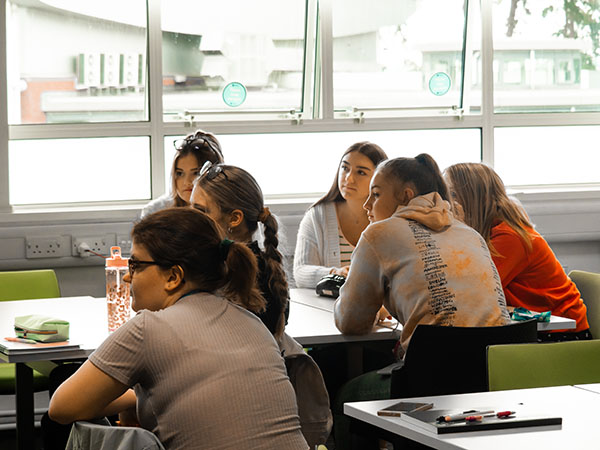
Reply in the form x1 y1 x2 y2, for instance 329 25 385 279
429 72 451 96
222 82 247 107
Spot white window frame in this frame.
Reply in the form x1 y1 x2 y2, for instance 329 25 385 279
2 0 600 225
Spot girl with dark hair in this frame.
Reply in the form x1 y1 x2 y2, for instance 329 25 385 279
141 129 224 217
335 154 510 350
444 162 591 341
331 155 510 450
293 141 388 288
191 163 289 339
48 208 308 450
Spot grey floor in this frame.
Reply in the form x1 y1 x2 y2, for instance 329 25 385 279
0 391 49 450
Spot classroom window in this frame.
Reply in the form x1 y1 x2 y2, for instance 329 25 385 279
165 129 480 198
492 0 600 113
161 0 308 121
331 0 481 115
9 137 151 205
495 126 600 187
6 0 148 124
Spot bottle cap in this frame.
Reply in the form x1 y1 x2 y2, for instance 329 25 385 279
106 246 128 267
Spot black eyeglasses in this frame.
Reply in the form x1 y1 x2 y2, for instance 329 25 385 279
173 133 222 160
128 257 166 276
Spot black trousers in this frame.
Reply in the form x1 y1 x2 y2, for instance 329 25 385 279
41 363 82 450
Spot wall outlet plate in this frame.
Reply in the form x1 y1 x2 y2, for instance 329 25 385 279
72 234 115 257
26 236 71 259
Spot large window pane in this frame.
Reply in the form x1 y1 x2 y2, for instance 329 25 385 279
165 129 480 197
6 0 148 124
161 0 306 119
493 0 600 113
331 0 480 113
9 137 150 204
495 126 600 186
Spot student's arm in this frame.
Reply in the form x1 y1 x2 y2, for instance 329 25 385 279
490 226 530 287
334 236 386 334
293 209 335 288
48 360 133 424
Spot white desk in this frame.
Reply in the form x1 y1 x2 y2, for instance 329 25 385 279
345 385 599 450
290 288 577 331
288 291 400 345
573 383 600 394
0 294 399 450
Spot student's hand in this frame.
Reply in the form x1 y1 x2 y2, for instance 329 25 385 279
118 407 140 427
451 201 465 222
330 266 350 277
376 306 392 323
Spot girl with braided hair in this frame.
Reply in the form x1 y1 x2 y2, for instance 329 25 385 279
191 163 289 339
49 208 307 450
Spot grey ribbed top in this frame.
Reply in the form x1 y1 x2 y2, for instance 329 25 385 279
90 292 308 450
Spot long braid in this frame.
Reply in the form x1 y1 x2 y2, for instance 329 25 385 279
260 212 289 338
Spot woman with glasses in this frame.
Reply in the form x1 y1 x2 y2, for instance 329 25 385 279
191 163 289 339
140 129 224 218
444 163 591 341
48 208 308 450
293 142 388 288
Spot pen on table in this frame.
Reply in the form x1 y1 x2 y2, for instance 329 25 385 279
438 410 495 422
465 412 496 422
4 337 38 344
497 411 516 418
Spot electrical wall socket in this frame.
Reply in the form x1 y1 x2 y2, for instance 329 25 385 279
72 234 115 257
26 236 71 259
116 234 133 256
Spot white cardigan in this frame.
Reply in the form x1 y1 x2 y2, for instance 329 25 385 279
293 202 342 288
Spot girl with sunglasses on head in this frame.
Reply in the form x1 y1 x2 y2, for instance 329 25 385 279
191 163 289 339
444 162 591 341
141 129 224 218
49 208 308 450
293 141 388 288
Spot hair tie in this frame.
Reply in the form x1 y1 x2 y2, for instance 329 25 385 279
219 239 234 261
258 206 271 223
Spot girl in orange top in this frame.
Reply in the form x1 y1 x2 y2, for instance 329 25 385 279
444 163 591 341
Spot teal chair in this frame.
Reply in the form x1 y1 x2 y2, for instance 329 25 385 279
487 340 600 391
568 269 600 339
0 269 61 393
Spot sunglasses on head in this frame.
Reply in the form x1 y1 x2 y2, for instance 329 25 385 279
173 133 221 158
199 161 229 182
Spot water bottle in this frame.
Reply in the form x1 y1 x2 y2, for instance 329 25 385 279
106 246 131 332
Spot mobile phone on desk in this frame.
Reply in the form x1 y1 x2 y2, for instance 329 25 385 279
377 401 434 417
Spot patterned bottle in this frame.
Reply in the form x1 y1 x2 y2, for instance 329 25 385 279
105 246 131 332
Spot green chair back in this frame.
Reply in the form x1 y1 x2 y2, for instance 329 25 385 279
0 269 60 302
569 269 600 339
0 269 61 393
487 340 600 391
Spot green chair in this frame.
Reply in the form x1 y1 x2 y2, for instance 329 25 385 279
487 340 600 391
0 269 61 393
568 269 600 339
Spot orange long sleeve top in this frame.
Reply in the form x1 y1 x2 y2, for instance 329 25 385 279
491 222 589 332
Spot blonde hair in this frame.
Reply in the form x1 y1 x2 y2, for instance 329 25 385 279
444 163 533 254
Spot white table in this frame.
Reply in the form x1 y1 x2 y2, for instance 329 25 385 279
288 291 400 345
345 385 599 449
573 383 600 394
0 294 399 450
290 288 577 331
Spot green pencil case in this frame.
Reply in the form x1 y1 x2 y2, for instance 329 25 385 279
14 314 70 342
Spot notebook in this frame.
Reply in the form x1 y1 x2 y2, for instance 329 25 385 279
400 408 562 434
0 339 80 355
